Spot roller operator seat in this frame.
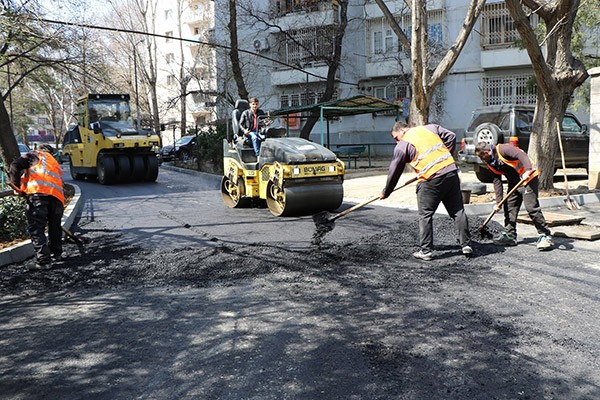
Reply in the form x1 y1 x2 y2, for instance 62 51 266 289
232 99 250 147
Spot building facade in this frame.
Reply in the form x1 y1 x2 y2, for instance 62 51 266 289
153 0 590 152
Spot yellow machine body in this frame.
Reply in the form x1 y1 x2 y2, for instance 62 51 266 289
63 94 161 184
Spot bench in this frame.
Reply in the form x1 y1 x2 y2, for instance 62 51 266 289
334 145 366 169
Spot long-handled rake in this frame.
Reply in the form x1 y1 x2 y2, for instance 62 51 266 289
556 121 580 210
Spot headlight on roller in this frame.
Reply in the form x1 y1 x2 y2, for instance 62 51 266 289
293 167 300 175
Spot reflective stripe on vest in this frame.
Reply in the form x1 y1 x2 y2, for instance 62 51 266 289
20 151 65 204
403 126 455 180
488 144 539 183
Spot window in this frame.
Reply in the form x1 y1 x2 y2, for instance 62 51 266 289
373 84 409 102
279 89 338 107
165 31 173 43
37 117 50 125
482 75 536 106
562 116 582 133
481 2 539 48
277 26 336 66
166 53 174 64
165 9 172 20
167 75 176 86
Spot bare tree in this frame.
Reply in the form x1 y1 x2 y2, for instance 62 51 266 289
375 0 486 125
0 0 85 164
227 0 249 100
505 0 589 190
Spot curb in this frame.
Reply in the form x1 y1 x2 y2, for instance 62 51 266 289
0 184 84 267
159 163 221 187
464 191 600 216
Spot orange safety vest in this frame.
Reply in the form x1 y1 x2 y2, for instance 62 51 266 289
20 151 65 205
402 126 455 181
487 144 539 183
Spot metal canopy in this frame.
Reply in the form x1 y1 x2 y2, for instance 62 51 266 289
270 95 400 118
270 95 401 147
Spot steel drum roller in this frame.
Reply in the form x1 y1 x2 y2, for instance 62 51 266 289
267 182 344 217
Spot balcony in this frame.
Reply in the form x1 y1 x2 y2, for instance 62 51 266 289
270 8 337 31
365 57 410 79
271 62 331 86
480 47 535 70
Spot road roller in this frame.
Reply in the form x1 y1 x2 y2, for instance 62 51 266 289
221 100 345 217
62 94 161 184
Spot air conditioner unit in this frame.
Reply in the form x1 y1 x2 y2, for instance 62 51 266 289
253 38 270 53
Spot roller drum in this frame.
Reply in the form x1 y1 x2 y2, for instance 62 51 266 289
267 182 343 217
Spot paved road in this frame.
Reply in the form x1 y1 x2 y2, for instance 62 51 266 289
1 165 599 399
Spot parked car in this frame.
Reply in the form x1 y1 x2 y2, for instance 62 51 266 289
159 135 197 162
18 143 31 156
458 104 589 183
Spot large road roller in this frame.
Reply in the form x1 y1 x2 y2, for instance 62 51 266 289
221 100 345 217
62 94 161 184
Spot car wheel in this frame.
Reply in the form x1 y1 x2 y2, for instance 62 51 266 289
475 123 502 146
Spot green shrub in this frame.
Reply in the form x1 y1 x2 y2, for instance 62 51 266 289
0 195 28 241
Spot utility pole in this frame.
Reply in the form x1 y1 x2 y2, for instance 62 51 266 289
133 39 145 131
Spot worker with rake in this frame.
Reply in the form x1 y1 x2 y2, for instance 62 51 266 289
9 144 65 270
475 142 553 251
380 121 472 261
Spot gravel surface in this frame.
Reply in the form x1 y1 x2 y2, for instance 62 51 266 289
1 170 599 399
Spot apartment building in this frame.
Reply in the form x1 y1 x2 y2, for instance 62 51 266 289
154 0 217 146
154 0 588 151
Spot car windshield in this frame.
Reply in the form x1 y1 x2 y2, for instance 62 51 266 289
175 136 193 145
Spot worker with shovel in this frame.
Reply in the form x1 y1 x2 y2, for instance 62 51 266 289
379 121 471 261
9 144 65 270
475 142 553 251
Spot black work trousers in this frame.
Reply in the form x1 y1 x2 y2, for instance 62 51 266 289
503 177 550 238
416 170 471 252
26 194 64 263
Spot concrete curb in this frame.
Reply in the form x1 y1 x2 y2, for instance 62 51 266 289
159 163 221 187
0 184 83 267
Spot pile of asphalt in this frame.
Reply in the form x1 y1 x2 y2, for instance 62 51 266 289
0 217 504 296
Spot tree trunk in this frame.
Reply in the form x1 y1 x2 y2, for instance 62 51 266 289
228 0 248 100
0 100 20 166
299 0 348 141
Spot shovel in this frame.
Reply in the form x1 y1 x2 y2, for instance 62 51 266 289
478 178 526 238
556 121 580 210
313 176 419 231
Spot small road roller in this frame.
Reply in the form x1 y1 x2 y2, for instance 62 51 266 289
221 100 345 217
62 94 161 185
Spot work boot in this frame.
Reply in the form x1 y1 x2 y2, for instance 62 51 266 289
536 234 554 251
462 245 473 257
413 249 433 261
493 232 517 246
30 260 52 271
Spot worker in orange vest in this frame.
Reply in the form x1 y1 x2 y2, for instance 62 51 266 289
9 144 65 270
380 120 472 261
475 141 553 250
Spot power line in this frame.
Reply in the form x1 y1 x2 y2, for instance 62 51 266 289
36 17 359 87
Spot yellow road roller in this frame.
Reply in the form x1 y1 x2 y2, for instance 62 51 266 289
221 100 345 217
62 94 161 184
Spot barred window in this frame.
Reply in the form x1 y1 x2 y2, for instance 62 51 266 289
481 2 539 48
279 89 338 107
277 26 336 67
482 75 536 106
